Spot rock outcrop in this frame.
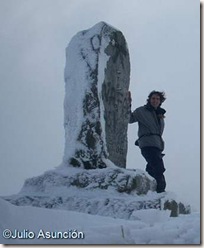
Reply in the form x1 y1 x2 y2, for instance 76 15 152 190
63 21 130 169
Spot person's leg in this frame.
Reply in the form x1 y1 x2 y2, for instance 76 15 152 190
156 174 166 193
141 147 166 192
141 147 156 177
153 148 166 192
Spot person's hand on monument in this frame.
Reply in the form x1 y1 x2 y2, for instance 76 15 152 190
128 91 132 107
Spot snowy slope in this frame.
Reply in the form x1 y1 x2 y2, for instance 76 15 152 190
0 198 200 245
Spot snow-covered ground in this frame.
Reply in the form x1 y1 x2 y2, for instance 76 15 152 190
0 198 200 245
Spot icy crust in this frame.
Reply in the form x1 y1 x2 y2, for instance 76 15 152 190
4 166 190 219
4 193 162 220
4 167 157 220
63 22 130 169
63 22 113 167
20 167 156 195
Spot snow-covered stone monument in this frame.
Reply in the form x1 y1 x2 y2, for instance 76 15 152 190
2 22 190 218
63 21 130 169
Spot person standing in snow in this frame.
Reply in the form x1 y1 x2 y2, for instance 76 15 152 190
128 90 166 193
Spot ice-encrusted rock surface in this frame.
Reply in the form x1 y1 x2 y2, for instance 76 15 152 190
4 166 190 218
63 21 130 169
17 167 156 195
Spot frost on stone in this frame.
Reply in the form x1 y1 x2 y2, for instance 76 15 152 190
63 22 130 169
19 167 156 195
4 166 191 218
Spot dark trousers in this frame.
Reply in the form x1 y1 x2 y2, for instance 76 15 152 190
141 146 166 193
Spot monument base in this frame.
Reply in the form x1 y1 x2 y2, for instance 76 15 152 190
3 166 190 218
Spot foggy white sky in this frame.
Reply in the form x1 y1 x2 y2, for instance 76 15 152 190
0 0 200 210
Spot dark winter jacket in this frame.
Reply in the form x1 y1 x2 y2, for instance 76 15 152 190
129 104 166 151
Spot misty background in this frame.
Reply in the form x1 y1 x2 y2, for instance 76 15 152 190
0 0 200 210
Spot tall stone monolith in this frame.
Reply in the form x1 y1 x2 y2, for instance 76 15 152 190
63 22 130 169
